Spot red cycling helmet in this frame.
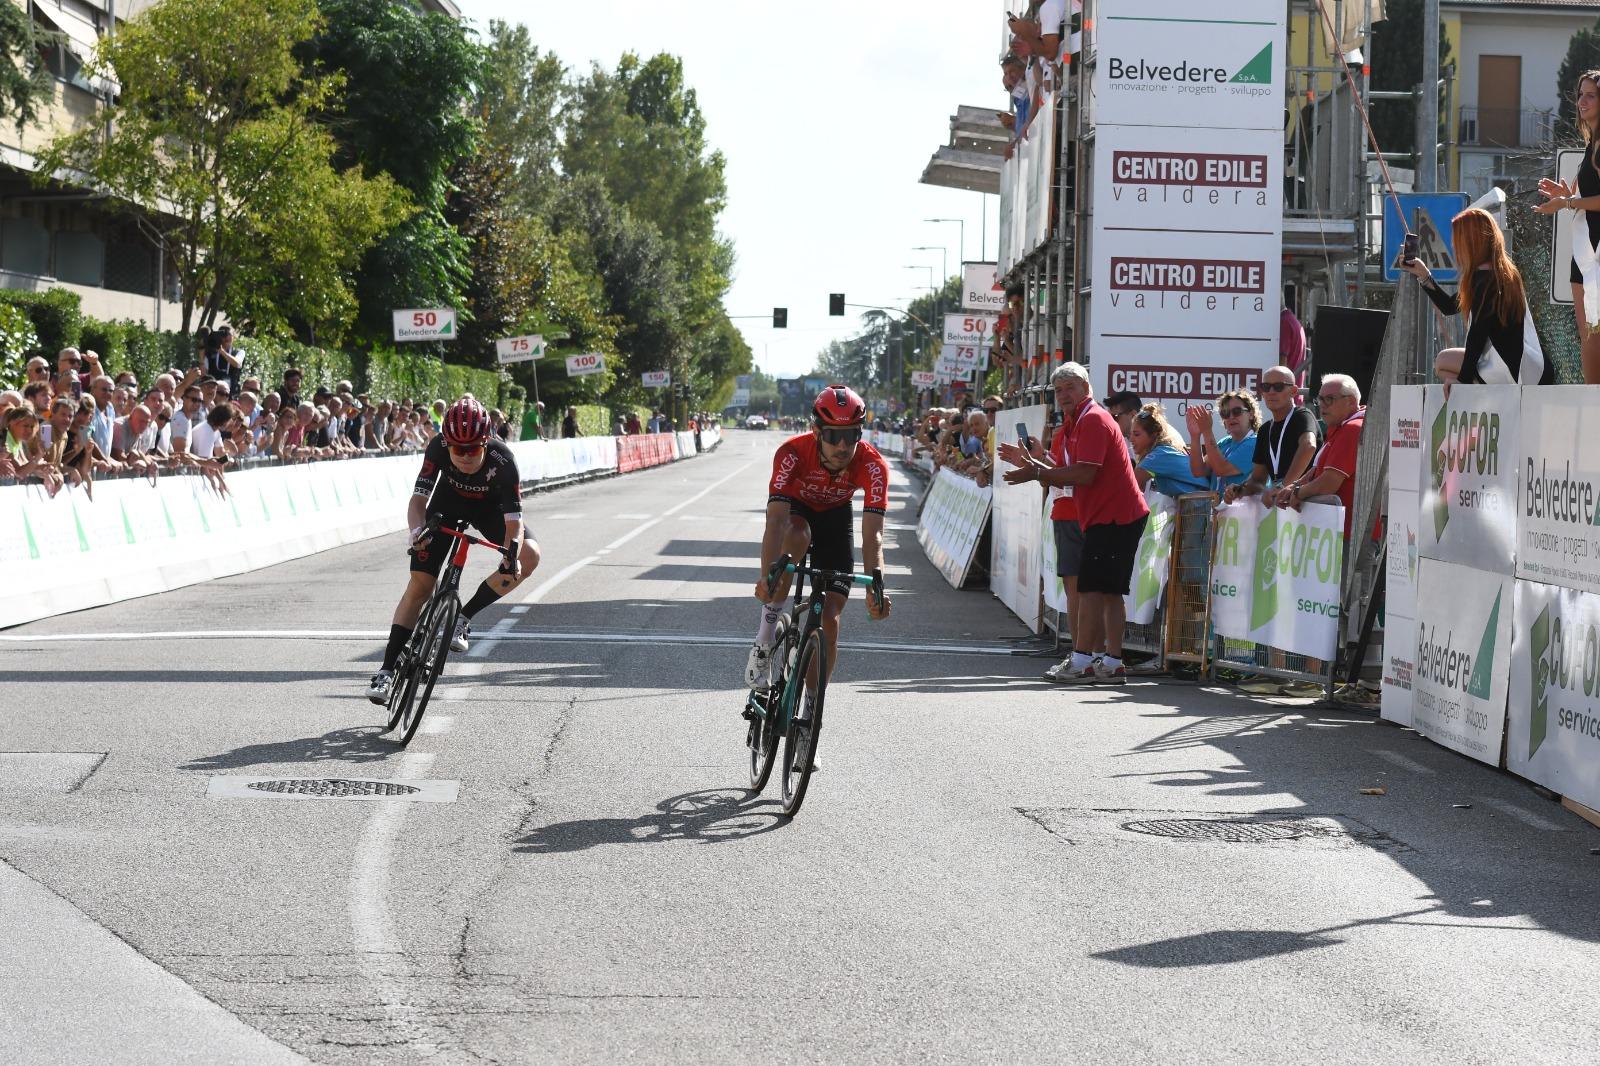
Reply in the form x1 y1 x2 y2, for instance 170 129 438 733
812 384 866 427
442 397 491 447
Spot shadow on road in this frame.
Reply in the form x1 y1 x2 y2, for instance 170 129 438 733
514 788 786 853
181 726 393 770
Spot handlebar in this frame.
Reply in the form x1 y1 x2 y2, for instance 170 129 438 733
409 519 509 558
764 554 886 608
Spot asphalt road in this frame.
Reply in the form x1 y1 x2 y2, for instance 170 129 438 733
4 430 1600 1065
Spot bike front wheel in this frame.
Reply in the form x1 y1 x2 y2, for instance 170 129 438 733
780 628 827 817
395 596 457 747
386 596 437 732
746 616 790 791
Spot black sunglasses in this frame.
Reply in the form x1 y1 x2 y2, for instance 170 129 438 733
1258 382 1293 393
817 426 862 446
1220 406 1248 418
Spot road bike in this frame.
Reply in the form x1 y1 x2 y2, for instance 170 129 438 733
743 554 884 816
385 522 507 746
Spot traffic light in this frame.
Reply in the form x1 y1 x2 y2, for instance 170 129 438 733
829 293 845 316
773 307 788 329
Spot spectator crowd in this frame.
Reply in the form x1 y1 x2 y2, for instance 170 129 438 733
0 344 521 499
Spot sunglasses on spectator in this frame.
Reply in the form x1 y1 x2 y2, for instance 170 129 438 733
184 393 202 402
448 443 484 458
1258 382 1293 393
818 426 862 446
1220 406 1248 418
1317 391 1347 403
983 407 1001 416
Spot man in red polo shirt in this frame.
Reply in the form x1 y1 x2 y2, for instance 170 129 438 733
1272 373 1364 537
1000 362 1149 684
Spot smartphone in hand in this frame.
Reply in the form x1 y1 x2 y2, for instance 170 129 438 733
1402 232 1420 263
1015 421 1033 449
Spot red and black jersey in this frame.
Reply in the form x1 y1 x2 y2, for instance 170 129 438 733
412 435 522 518
768 433 889 514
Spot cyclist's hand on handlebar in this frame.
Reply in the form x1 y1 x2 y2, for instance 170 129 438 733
498 546 521 577
408 524 433 549
866 590 892 621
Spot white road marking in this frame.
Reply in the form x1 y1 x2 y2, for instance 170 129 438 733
348 750 435 1046
418 716 454 736
453 663 486 678
660 461 755 516
1480 796 1569 832
509 605 529 615
614 513 653 519
436 687 476 703
1369 749 1435 776
545 513 586 519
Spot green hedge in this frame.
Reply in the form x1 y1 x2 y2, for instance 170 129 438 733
0 303 39 388
0 288 83 359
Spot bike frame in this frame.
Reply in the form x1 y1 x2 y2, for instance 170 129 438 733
769 559 880 726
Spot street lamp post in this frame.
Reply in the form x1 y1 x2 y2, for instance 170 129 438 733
912 246 948 288
925 218 966 266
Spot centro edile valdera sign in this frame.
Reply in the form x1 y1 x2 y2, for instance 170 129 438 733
1419 385 1518 575
1088 0 1284 429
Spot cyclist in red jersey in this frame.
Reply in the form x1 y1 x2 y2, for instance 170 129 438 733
745 384 893 689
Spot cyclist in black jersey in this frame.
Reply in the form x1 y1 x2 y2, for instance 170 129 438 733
366 397 541 703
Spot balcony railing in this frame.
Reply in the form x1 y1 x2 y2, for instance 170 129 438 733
1458 106 1556 150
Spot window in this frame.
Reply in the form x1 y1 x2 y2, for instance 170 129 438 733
54 230 104 286
2 216 51 276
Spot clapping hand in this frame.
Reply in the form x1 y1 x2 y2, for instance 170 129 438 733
1184 405 1211 440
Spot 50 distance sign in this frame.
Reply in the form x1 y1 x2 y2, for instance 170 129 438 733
944 312 996 347
393 308 456 342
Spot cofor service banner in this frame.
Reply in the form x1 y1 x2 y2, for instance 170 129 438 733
1042 504 1069 614
1383 385 1425 725
1419 384 1517 576
1411 557 1513 766
1124 492 1177 625
1516 386 1600 596
1509 579 1600 814
1209 499 1343 660
1093 0 1285 132
916 468 993 589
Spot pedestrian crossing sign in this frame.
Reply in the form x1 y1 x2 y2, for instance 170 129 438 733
1383 192 1468 283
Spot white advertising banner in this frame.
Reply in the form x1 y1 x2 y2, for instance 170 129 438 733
1411 557 1512 766
916 468 993 588
939 344 988 372
990 405 1049 632
1042 504 1069 614
1383 385 1426 725
642 371 671 388
565 352 606 377
1509 579 1600 813
1419 384 1517 575
1125 492 1178 625
1093 0 1286 131
1516 386 1600 596
962 262 1004 312
943 312 997 348
911 371 937 389
1209 499 1344 660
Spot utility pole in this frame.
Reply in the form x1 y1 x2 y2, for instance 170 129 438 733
1417 0 1439 193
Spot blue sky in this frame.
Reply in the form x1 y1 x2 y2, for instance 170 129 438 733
458 1 1003 379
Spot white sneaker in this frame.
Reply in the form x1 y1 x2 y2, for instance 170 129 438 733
1052 657 1103 685
744 642 774 689
1043 657 1076 681
451 617 470 654
366 670 394 705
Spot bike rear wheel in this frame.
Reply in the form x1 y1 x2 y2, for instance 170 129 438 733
395 596 457 747
780 628 827 817
746 616 791 791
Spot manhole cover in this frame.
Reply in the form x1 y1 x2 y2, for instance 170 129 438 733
245 779 420 798
1122 818 1311 843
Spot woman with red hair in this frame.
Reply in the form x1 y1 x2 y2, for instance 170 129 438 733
1402 207 1554 385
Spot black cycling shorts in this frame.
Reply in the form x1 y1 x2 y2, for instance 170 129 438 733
788 500 855 597
410 508 521 578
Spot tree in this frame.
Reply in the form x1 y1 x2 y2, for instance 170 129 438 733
300 0 484 343
1557 18 1600 137
0 4 59 132
36 0 410 336
478 21 567 217
1368 0 1453 163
